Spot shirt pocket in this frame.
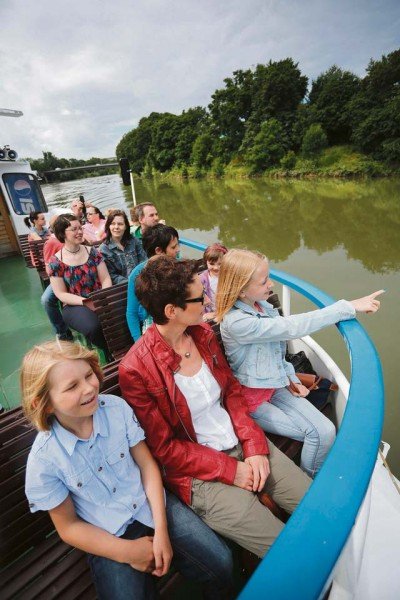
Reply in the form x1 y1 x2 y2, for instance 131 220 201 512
64 466 104 502
106 445 132 481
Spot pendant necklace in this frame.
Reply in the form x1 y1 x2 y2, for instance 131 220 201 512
183 334 192 359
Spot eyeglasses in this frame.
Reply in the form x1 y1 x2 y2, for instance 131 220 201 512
66 226 83 233
185 291 205 305
86 211 96 215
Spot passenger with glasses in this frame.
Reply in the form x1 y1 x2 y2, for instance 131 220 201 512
83 205 106 243
47 214 111 349
119 257 311 560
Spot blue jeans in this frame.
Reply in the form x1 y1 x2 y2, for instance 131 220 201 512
87 491 233 600
41 285 70 337
251 387 336 477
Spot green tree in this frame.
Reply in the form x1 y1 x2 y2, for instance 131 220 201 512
208 69 254 160
350 50 400 160
191 132 214 168
309 66 361 144
301 124 328 158
174 107 208 165
245 119 288 173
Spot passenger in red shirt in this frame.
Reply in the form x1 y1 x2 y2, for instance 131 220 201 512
119 257 311 559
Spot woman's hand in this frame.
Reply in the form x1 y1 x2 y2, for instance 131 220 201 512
288 382 310 397
350 290 384 313
233 461 254 491
82 298 95 311
244 455 270 492
152 527 173 577
127 536 155 572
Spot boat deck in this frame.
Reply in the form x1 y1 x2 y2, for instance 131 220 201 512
0 255 53 410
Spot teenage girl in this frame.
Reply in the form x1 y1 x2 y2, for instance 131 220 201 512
24 211 50 241
216 249 383 477
199 243 228 323
22 341 233 600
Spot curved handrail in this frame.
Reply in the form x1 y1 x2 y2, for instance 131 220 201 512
180 238 384 599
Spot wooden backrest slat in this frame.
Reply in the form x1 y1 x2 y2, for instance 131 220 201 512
1 531 62 587
18 234 35 268
90 283 132 360
19 547 91 599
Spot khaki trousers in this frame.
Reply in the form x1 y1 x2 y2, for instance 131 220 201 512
190 440 311 557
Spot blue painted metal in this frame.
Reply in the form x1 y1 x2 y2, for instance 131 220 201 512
180 240 385 600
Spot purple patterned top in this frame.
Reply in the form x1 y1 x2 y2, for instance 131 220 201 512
48 247 103 298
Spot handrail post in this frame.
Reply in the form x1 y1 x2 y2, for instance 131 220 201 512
281 284 291 316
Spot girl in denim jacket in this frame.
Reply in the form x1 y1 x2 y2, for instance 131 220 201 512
216 249 383 477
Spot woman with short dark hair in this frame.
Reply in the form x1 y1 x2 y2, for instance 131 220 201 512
48 214 111 349
119 256 311 559
126 224 180 341
100 210 146 285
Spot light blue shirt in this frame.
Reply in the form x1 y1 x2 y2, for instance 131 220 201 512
25 394 155 536
126 259 151 341
221 299 356 389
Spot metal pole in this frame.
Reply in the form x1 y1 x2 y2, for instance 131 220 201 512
130 171 137 206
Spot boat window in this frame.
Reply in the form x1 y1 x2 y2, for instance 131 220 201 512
2 173 47 215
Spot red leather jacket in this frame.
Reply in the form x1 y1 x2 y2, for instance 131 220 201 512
119 323 268 505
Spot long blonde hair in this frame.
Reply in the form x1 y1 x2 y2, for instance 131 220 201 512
20 340 103 431
215 249 267 322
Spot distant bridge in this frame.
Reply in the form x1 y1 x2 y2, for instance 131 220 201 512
41 162 119 181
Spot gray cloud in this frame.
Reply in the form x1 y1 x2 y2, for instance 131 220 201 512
1 0 399 159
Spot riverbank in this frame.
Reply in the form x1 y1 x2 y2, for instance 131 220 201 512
150 146 399 181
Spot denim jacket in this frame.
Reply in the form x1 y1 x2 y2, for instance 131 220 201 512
220 298 356 389
100 237 146 285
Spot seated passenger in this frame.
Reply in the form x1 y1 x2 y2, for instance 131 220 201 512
119 257 311 559
126 224 180 342
199 243 228 323
41 215 73 341
48 214 111 349
100 210 146 285
216 249 383 477
23 341 233 600
130 203 160 238
70 198 86 224
24 211 50 241
83 205 106 243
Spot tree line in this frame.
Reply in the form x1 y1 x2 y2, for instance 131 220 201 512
116 49 400 176
26 152 117 181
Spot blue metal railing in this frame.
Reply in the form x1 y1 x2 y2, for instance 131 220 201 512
180 238 385 599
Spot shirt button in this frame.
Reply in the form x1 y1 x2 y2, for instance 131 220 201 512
133 503 137 509
100 400 105 406
29 502 35 508
77 482 82 488
120 453 125 458
113 487 116 493
98 466 103 472
89 445 93 449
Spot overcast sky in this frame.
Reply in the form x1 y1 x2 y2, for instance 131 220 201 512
1 0 399 159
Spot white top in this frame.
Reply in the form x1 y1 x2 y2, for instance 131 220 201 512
209 274 218 295
174 361 238 451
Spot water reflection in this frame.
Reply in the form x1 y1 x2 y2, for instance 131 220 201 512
43 174 400 274
137 177 400 273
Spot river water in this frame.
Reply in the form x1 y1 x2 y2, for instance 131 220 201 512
42 174 400 475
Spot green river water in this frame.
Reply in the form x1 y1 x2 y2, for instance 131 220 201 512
42 174 400 475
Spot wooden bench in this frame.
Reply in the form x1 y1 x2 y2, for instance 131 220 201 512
0 361 181 599
18 233 35 268
90 282 133 361
29 238 50 289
